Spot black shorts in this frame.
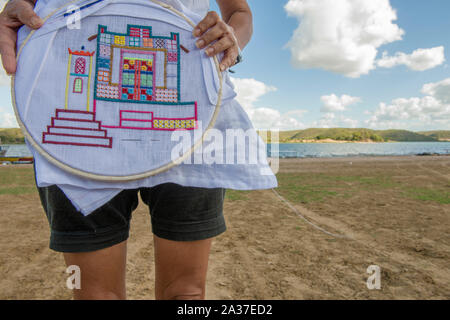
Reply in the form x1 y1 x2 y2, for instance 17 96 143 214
37 184 227 253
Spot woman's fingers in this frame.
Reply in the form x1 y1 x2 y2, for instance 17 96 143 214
15 0 43 29
0 27 18 74
193 11 240 71
204 35 234 57
0 0 43 74
193 11 220 37
220 47 239 71
195 21 229 49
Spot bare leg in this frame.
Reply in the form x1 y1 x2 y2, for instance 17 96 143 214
154 235 212 300
63 241 128 300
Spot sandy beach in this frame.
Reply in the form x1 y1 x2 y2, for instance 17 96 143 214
0 155 449 299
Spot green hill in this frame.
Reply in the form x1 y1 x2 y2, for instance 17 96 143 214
418 130 450 141
378 130 437 142
263 128 446 143
289 128 385 142
2 127 448 144
0 128 25 144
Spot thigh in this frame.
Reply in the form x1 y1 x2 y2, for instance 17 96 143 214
140 184 227 242
64 241 128 300
37 185 139 253
153 235 212 300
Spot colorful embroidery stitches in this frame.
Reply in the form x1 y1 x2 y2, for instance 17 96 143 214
42 109 113 148
94 25 183 104
42 23 198 149
42 48 113 148
155 88 177 102
93 24 197 131
120 52 155 102
66 49 95 112
75 57 86 74
73 78 83 93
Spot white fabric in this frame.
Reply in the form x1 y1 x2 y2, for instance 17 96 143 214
18 0 277 215
167 0 210 16
17 13 219 176
35 0 210 16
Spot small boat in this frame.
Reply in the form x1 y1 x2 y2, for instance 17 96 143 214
12 159 34 164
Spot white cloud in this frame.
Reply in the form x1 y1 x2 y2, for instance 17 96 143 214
366 78 450 129
312 112 335 128
284 0 404 78
340 117 360 128
312 112 360 128
314 94 361 128
421 77 450 104
0 67 10 86
377 46 445 71
230 78 276 110
0 109 18 128
230 77 307 130
320 94 361 112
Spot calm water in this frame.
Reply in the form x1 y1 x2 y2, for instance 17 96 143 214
268 142 450 158
2 142 450 159
0 144 33 157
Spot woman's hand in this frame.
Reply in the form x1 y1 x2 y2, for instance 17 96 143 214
193 11 241 72
0 0 43 74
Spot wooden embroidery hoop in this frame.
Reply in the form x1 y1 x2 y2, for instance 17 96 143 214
11 0 223 182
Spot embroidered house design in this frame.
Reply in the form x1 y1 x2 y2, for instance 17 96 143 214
42 49 113 148
94 25 197 131
42 24 198 149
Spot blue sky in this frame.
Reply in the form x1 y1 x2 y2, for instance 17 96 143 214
213 0 450 131
1 0 449 131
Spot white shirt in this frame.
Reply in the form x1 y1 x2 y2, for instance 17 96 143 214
36 0 210 16
169 0 210 16
24 0 277 215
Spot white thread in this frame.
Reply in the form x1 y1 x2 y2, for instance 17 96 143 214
271 188 351 239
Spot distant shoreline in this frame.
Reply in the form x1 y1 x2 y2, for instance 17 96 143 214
3 139 450 146
267 154 450 162
270 139 450 144
260 128 450 144
2 128 450 145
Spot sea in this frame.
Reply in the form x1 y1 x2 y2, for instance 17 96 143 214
0 144 33 158
1 142 450 159
267 142 450 158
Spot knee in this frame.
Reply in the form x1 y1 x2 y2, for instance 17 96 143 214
162 278 205 300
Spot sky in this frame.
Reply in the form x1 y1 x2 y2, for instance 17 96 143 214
1 0 450 131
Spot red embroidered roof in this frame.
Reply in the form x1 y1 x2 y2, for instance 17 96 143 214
68 48 95 56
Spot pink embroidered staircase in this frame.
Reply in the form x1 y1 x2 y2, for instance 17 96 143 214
43 109 112 148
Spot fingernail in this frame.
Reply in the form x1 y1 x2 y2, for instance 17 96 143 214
220 64 226 72
193 28 201 37
196 39 205 49
31 17 43 28
206 47 214 56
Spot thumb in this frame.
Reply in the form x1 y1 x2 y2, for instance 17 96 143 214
16 1 43 29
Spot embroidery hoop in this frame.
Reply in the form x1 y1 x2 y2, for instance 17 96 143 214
11 0 223 182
